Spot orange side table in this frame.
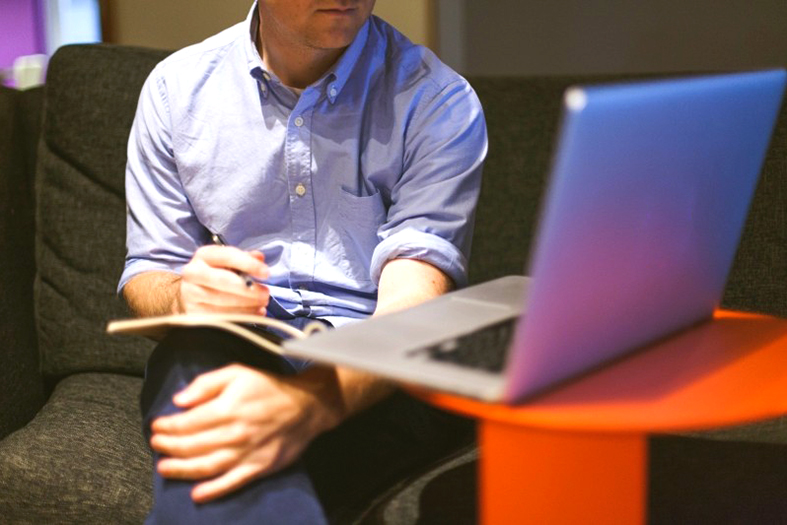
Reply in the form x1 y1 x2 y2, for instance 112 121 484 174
414 310 787 524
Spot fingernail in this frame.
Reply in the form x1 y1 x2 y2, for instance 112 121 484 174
192 487 209 503
173 390 190 405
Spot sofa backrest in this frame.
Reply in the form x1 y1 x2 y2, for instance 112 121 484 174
0 85 46 436
467 74 787 317
722 98 787 316
35 45 169 378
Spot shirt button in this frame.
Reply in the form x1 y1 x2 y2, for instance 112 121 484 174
298 285 308 292
295 183 306 197
329 86 337 97
262 71 271 81
294 116 304 127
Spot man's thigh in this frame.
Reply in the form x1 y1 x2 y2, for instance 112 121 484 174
140 326 297 439
140 327 326 524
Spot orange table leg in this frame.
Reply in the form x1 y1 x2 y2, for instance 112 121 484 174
478 420 647 524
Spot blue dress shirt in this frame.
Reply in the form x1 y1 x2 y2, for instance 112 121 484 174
120 5 487 327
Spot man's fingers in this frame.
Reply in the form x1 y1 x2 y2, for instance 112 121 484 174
181 278 269 307
182 259 269 295
191 463 267 503
150 422 254 458
172 365 240 407
178 247 271 314
157 447 242 481
181 301 267 316
152 368 242 434
194 245 269 279
152 399 233 435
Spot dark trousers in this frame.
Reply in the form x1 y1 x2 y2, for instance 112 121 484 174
140 326 474 524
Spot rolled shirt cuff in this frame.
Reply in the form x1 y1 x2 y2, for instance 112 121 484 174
370 227 469 288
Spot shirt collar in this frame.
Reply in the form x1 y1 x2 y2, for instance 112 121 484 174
322 18 370 104
242 2 371 104
243 2 265 78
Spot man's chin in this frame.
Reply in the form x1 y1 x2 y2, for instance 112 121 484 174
306 16 366 46
308 31 361 51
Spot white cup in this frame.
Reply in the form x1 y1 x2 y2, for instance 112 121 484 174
13 54 48 90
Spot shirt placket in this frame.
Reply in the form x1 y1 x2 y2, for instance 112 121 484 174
286 92 319 312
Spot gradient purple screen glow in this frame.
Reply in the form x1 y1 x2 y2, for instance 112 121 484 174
0 0 45 72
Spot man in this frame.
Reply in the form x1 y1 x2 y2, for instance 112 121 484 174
120 1 487 522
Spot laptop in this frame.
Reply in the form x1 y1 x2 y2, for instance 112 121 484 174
284 70 786 403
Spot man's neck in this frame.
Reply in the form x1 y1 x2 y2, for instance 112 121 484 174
257 24 346 90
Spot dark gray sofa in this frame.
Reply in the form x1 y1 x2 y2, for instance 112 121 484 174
0 44 785 524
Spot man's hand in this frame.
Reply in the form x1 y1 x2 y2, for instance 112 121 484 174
123 246 271 317
177 245 270 315
150 364 345 503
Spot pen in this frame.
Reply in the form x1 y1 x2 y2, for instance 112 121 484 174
210 233 255 288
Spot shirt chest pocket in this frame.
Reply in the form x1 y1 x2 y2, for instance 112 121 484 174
330 187 388 283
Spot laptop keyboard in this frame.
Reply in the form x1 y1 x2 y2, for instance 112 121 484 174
418 319 516 373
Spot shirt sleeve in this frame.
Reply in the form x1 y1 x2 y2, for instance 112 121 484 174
370 78 488 288
117 66 209 294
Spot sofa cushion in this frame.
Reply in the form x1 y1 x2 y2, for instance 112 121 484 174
356 445 478 524
0 372 152 524
35 45 168 378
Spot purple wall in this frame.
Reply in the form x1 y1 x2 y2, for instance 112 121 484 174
0 0 45 71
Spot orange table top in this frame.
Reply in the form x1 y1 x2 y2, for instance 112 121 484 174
414 310 787 433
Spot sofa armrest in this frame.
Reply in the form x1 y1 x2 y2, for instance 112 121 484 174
0 86 46 439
